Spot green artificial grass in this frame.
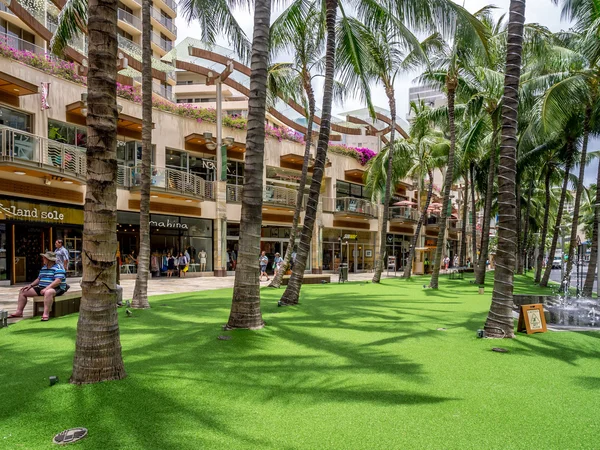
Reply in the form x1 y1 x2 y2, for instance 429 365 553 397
1 272 599 449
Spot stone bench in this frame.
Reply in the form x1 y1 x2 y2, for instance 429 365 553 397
33 292 82 318
281 274 331 285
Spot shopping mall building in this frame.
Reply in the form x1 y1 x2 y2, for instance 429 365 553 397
0 0 466 284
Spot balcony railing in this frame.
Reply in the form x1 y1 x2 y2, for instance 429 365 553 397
323 197 378 218
0 126 86 179
152 33 173 52
151 7 177 34
118 8 142 30
161 0 178 13
263 185 300 208
127 166 214 200
389 206 419 222
152 83 173 101
226 184 242 203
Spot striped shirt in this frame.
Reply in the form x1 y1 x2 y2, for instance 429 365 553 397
38 264 67 290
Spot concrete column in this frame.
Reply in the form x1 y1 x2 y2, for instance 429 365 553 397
311 202 323 273
213 180 228 276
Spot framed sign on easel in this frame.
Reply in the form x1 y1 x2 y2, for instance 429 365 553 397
517 304 547 334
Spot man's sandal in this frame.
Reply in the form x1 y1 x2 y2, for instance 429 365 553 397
40 316 49 322
8 314 23 319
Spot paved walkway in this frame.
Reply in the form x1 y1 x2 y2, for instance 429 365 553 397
0 272 388 325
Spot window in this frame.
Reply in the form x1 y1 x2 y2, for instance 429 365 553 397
48 119 87 147
336 181 370 200
0 106 32 132
227 160 245 186
118 28 133 41
165 148 187 171
200 98 216 103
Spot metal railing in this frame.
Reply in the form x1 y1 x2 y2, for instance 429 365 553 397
389 206 419 222
162 0 178 13
0 34 46 56
263 185 299 207
0 126 86 178
323 197 378 218
151 7 177 34
118 8 142 29
226 184 242 203
152 32 173 52
152 83 173 101
128 166 214 200
117 165 130 187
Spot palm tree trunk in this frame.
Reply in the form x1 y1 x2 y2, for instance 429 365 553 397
226 0 271 329
373 88 396 283
280 0 337 305
521 180 533 272
470 162 477 265
540 143 573 288
483 0 526 338
515 180 523 275
131 0 152 309
562 107 591 289
429 84 456 289
583 134 600 296
71 0 126 384
475 119 498 285
534 170 551 283
404 169 434 278
269 79 315 289
459 175 468 267
583 210 598 297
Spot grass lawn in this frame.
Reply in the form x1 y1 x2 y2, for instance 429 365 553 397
1 272 599 449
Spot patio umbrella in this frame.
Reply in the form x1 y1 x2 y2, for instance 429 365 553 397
429 202 442 208
394 200 417 206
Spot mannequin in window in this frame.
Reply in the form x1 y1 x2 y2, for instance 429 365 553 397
199 249 207 272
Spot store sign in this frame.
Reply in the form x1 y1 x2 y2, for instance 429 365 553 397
149 218 189 230
0 199 83 224
342 234 358 241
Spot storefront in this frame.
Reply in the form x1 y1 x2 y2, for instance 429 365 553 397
117 212 213 274
0 197 84 285
322 229 376 273
226 224 309 274
385 233 413 270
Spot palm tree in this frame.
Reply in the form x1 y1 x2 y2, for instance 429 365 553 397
225 0 271 329
279 0 339 306
420 13 489 289
482 0 527 339
71 0 126 384
131 0 152 309
268 0 326 289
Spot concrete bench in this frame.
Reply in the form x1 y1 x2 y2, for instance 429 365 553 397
33 292 82 318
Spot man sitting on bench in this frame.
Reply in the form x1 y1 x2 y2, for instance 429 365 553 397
8 251 67 322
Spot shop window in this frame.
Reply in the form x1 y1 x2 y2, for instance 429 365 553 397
226 160 244 186
0 105 32 132
48 119 87 147
336 180 370 200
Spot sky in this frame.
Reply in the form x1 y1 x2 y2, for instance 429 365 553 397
173 0 599 185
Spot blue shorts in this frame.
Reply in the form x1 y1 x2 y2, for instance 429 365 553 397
260 265 267 272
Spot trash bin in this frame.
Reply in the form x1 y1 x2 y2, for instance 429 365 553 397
339 263 348 283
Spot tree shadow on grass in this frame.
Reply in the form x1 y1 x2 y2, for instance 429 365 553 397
575 376 600 390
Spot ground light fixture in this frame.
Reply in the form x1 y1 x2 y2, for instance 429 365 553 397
13 171 25 175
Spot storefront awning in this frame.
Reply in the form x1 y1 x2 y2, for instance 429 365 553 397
0 71 38 96
184 133 245 158
66 101 154 135
344 168 366 184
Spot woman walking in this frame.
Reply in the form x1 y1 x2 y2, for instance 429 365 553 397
167 253 175 277
273 252 283 277
177 251 188 277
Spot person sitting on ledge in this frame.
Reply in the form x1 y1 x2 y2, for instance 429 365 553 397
8 251 67 322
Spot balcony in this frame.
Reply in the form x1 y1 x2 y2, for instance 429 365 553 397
425 213 441 229
226 184 242 203
118 8 142 32
263 185 299 208
125 166 214 200
389 206 419 223
152 83 173 101
0 126 86 181
226 185 303 209
152 32 173 53
151 7 177 36
323 197 378 218
157 0 177 15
